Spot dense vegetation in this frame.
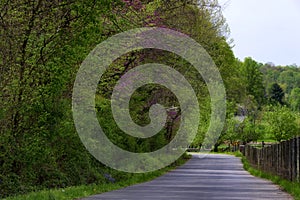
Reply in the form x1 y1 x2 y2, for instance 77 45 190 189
0 0 299 198
219 59 300 149
0 0 236 197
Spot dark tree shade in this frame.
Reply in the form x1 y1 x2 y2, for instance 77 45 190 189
269 83 284 105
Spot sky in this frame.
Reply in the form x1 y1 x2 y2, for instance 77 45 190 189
218 0 300 66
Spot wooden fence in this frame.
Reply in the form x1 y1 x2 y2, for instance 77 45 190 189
244 137 300 182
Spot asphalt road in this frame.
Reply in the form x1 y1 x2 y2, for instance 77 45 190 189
83 154 293 200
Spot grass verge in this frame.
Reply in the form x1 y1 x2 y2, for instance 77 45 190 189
4 155 191 200
233 151 300 200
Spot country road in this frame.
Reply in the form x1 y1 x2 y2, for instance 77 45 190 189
83 154 293 200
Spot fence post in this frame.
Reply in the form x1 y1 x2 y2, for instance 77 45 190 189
291 138 296 181
296 137 300 182
286 141 290 180
276 143 279 176
285 140 291 180
280 141 284 179
288 140 292 181
244 137 300 181
273 144 277 175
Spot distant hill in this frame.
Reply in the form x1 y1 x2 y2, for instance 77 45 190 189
261 64 300 110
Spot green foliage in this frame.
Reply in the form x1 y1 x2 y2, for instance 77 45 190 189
95 94 170 153
289 88 300 111
1 0 275 197
4 154 190 200
240 57 265 106
264 106 298 142
269 83 284 105
0 0 119 197
261 64 300 106
233 116 262 144
220 116 239 144
278 69 300 94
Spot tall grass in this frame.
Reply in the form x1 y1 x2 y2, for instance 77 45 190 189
4 155 190 200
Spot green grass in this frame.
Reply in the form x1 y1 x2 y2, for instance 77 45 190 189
234 151 300 200
4 155 191 200
257 139 277 143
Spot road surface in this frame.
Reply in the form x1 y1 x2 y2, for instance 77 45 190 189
83 154 293 200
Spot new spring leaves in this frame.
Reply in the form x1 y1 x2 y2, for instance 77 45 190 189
72 27 226 173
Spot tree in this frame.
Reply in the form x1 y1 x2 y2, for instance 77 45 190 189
100 0 234 149
0 0 120 197
240 57 265 107
238 117 262 143
289 88 300 111
278 70 297 94
269 83 284 105
0 0 245 197
222 117 240 145
264 106 298 142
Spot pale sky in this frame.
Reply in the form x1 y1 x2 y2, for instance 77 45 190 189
218 0 300 66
